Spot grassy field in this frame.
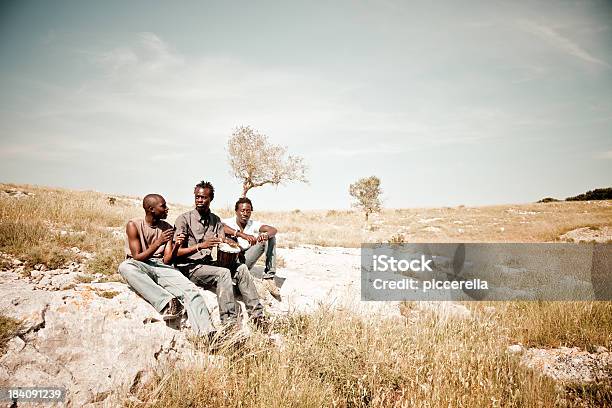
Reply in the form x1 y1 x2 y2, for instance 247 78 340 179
249 201 612 248
1 183 611 406
130 302 612 407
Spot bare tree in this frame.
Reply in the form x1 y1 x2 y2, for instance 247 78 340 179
227 126 308 197
349 176 382 221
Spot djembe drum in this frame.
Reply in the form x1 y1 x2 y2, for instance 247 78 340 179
215 242 241 269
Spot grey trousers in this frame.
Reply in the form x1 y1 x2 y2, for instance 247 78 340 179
185 263 264 324
118 259 215 336
243 236 277 279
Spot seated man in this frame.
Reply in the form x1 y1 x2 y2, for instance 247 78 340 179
222 197 278 280
118 193 215 338
173 181 266 329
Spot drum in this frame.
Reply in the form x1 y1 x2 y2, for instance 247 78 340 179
216 242 241 269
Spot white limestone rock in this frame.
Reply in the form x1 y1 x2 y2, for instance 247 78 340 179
0 278 214 406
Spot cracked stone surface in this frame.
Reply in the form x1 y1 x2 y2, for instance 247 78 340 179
520 346 612 386
0 269 219 407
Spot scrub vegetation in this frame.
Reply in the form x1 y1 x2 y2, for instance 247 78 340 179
1 183 611 406
129 304 611 407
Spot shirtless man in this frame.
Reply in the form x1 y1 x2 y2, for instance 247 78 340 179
118 193 215 337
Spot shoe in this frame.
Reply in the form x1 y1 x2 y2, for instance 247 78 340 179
262 270 276 280
262 278 281 301
161 298 184 320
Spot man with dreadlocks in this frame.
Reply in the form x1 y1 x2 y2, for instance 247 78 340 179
173 181 267 330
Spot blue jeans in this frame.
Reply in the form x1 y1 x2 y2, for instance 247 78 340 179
243 236 277 279
118 258 215 336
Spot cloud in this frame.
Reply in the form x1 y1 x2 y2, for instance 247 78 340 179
1 30 582 171
44 34 438 151
518 20 610 68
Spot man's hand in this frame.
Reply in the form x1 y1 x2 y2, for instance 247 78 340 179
155 229 175 246
239 232 258 246
257 232 270 242
223 238 240 247
198 237 222 249
175 233 186 247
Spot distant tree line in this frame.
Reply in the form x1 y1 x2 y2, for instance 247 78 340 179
538 187 612 203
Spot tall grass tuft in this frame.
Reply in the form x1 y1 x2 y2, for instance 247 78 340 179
130 306 563 407
0 315 21 353
0 184 143 269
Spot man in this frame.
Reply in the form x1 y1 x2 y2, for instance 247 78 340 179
118 194 215 338
222 198 279 293
173 181 265 329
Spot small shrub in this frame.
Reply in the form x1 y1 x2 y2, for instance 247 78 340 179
94 289 119 299
0 220 49 249
0 315 21 352
76 274 95 283
537 197 560 203
87 245 124 275
98 274 125 283
0 258 12 270
388 233 405 244
24 245 75 270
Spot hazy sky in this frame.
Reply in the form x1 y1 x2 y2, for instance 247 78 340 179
1 0 611 210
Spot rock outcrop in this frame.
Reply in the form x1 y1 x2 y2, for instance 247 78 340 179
0 268 220 406
0 247 284 406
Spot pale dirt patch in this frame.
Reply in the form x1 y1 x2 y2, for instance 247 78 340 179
560 226 612 243
272 245 402 318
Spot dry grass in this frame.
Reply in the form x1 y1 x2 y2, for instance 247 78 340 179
253 201 612 247
93 288 120 299
130 307 563 408
1 183 610 406
463 301 612 349
0 183 145 272
75 274 95 283
0 314 21 353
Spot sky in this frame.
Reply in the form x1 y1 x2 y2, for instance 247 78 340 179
1 0 611 210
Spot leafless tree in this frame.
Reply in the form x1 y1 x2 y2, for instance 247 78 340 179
349 176 382 221
227 126 308 197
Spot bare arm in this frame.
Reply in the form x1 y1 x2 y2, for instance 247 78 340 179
126 221 171 262
258 224 278 241
163 233 185 265
223 223 257 246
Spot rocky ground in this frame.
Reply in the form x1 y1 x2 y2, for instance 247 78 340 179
560 226 612 243
1 243 611 406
